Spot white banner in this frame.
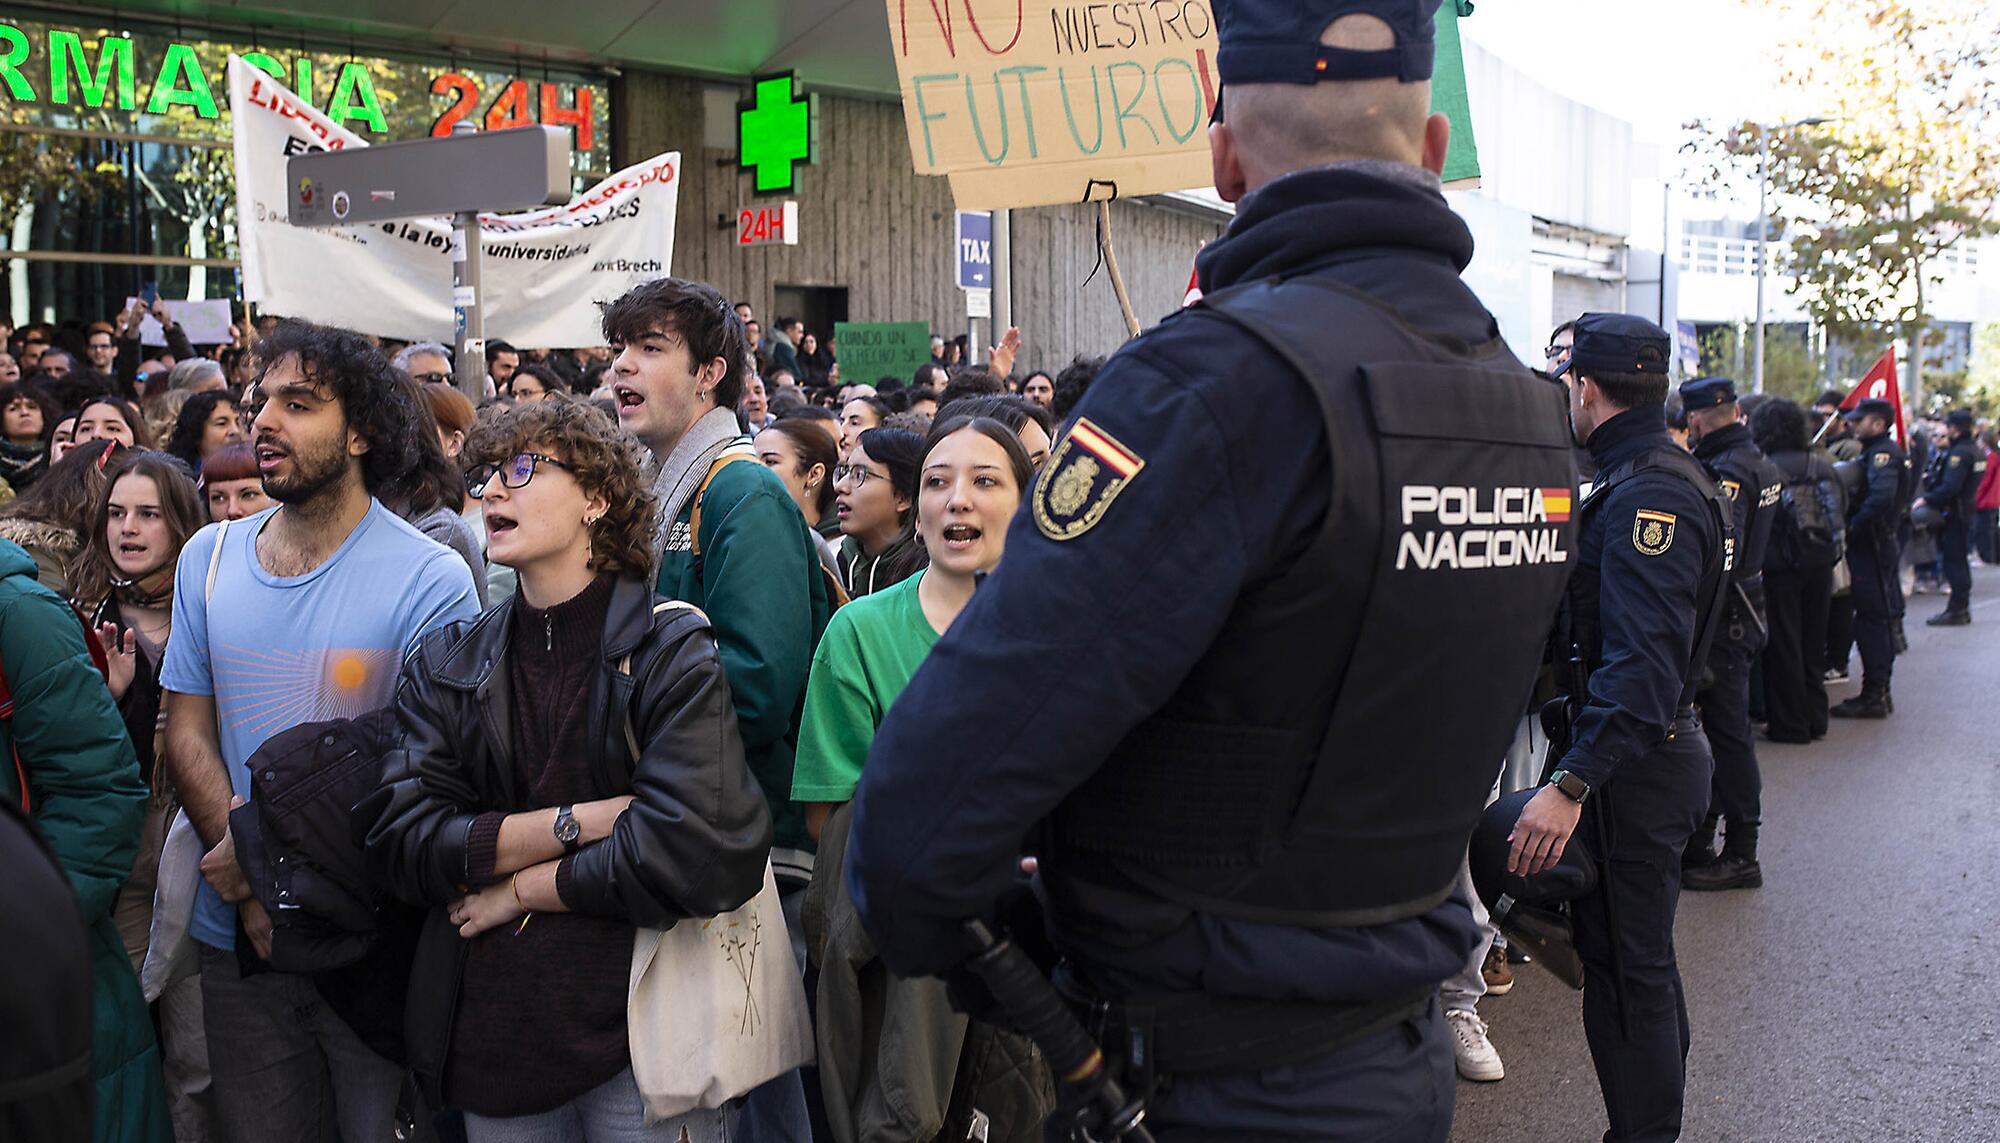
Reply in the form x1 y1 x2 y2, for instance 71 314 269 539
228 55 677 347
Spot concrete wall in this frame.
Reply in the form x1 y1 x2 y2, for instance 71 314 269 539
614 72 1225 371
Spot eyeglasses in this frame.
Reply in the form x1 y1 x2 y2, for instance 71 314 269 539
832 464 883 487
1543 345 1570 361
87 340 114 350
412 371 452 386
467 452 575 495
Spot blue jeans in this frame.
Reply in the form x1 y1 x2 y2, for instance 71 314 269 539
462 1068 740 1143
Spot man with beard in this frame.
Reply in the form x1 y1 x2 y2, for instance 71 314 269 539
161 320 480 1143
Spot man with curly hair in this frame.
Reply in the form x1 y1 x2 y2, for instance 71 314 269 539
162 319 481 1143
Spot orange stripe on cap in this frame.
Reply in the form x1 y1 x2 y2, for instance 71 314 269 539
1068 418 1143 479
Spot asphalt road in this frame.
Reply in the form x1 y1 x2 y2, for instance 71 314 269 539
1451 565 2000 1143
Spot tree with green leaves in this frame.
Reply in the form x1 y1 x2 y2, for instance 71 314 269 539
1687 0 2000 416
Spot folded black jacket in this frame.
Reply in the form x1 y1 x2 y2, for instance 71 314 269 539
356 574 774 1097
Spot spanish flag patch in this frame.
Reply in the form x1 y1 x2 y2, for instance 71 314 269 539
1033 418 1146 541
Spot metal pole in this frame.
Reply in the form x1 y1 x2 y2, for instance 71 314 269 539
450 120 487 403
1753 128 1769 394
992 207 1012 350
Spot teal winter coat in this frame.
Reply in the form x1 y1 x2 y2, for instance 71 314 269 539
0 540 170 1143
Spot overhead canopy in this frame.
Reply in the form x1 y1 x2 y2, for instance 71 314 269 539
102 0 907 98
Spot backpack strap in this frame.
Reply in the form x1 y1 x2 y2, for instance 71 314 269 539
687 444 760 559
618 600 708 762
206 518 231 604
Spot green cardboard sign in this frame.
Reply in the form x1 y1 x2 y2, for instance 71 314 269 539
834 321 932 385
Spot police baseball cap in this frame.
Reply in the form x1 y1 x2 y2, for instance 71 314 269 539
1549 313 1673 381
1678 377 1739 411
1845 398 1895 422
1947 408 1976 430
1211 0 1442 121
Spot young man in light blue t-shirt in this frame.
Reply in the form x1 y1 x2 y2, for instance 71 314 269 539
162 321 479 1143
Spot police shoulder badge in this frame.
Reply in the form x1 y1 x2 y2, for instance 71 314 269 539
1719 478 1741 502
1873 452 1891 467
1950 454 1964 468
1034 417 1146 541
1633 509 1677 557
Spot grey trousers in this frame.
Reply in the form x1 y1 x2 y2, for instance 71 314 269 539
198 944 405 1143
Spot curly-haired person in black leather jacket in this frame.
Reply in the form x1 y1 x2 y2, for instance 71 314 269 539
361 395 772 1140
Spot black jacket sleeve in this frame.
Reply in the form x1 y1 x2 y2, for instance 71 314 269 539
558 614 773 928
1850 449 1902 536
360 632 488 907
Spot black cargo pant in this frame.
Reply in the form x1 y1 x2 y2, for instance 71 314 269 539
1940 513 1972 614
1571 718 1713 1143
1762 565 1833 740
1848 536 1899 691
1699 636 1761 830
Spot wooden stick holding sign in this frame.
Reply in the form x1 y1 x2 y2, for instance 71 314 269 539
1099 202 1139 340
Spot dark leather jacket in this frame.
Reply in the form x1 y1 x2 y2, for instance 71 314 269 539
359 575 773 1093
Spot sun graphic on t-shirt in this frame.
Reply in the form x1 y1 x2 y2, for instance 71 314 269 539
331 655 369 691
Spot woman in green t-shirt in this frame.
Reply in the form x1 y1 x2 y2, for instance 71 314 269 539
796 415 1036 837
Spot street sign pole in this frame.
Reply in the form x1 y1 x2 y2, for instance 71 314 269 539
451 124 487 401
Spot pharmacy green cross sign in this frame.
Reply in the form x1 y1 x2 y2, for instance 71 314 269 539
738 73 815 195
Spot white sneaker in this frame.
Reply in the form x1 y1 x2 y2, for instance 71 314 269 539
1446 1008 1505 1082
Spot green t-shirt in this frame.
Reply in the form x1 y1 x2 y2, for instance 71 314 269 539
791 571 940 803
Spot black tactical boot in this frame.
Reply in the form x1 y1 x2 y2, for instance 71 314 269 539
1926 608 1971 627
1830 687 1891 719
1684 823 1762 891
1682 813 1720 869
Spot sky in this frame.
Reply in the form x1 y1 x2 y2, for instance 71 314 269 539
1459 0 1798 146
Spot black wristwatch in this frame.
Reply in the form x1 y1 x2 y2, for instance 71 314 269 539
553 805 581 853
1548 770 1591 804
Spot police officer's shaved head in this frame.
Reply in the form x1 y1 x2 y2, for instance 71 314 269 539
1209 0 1450 199
1223 17 1434 181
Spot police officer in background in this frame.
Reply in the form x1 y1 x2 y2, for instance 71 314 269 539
845 1 1578 1137
1513 315 1729 1143
1915 408 1983 626
1832 398 1909 718
1678 377 1784 893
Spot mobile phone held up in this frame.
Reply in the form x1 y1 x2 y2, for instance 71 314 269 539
139 280 159 305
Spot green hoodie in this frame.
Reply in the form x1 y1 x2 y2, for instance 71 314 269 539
0 539 169 1142
656 457 832 860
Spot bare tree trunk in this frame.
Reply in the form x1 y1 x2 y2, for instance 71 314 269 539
187 219 209 301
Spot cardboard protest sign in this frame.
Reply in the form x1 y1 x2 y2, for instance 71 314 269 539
885 0 1219 210
834 321 933 383
884 2 1480 208
228 55 678 346
127 298 234 347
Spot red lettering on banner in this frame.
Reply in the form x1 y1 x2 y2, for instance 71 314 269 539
902 0 956 57
964 0 1025 54
539 84 594 152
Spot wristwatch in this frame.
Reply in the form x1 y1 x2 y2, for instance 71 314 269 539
552 805 582 853
1548 770 1591 804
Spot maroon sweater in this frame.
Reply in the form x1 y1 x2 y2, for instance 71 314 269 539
445 575 634 1116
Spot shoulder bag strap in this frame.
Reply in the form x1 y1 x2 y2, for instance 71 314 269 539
619 600 708 762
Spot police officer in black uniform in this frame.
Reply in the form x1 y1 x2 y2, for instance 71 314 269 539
1831 398 1909 718
843 2 1577 1138
1917 408 1983 626
1678 377 1784 893
1512 314 1730 1143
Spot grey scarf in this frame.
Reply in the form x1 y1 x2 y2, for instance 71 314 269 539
649 405 746 562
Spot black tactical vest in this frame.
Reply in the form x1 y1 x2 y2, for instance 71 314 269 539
1564 446 1734 707
1047 275 1577 928
1697 431 1785 590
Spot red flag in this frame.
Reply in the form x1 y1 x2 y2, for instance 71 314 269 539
1840 347 1906 445
1182 242 1206 308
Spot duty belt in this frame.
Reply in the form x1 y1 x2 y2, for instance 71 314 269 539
1065 983 1433 1082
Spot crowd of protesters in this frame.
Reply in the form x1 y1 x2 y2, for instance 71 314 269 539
0 281 1108 1143
3 274 1991 1143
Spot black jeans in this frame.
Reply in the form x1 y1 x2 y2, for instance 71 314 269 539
1571 722 1713 1143
1940 514 1972 613
1762 565 1833 739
